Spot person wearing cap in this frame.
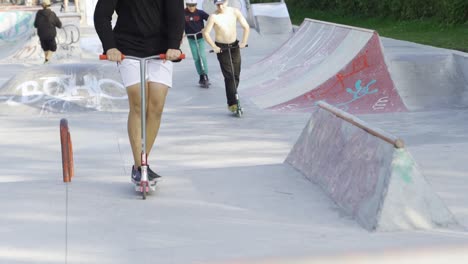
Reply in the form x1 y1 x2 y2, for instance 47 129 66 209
203 0 250 113
94 0 185 184
184 0 210 86
34 0 62 64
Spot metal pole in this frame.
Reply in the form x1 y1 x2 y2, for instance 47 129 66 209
139 59 147 180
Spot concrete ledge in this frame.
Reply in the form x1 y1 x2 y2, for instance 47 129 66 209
285 101 460 231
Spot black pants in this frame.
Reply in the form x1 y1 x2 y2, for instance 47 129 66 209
216 41 241 106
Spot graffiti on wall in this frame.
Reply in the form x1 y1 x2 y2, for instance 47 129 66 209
2 73 127 113
268 33 407 114
0 11 34 42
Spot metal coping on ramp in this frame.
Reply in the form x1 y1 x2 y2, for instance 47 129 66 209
285 101 459 231
318 101 405 149
241 18 407 114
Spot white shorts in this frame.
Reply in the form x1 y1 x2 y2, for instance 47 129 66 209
117 59 173 88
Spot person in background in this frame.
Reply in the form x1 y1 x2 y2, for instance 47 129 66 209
184 0 210 86
203 0 250 113
34 0 62 64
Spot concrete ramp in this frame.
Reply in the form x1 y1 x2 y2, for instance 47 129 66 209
382 38 468 110
241 19 407 114
202 0 249 18
200 0 261 27
0 10 40 61
285 101 459 231
251 2 293 34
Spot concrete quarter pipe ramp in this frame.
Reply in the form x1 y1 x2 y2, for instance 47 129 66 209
241 19 407 114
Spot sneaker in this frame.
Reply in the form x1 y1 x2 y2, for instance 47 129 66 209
147 166 162 183
131 165 141 184
43 59 49 64
199 75 204 84
228 104 238 113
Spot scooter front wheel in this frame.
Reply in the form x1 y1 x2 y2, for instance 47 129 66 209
141 182 147 200
236 108 243 117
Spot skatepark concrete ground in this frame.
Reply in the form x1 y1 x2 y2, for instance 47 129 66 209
1 19 468 264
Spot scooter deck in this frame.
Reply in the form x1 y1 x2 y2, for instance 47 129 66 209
134 181 157 192
199 79 210 88
200 83 210 88
235 107 243 117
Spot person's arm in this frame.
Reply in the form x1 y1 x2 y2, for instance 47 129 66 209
164 0 185 60
94 0 118 55
202 10 209 22
202 15 220 53
165 0 184 50
235 9 250 48
54 13 62 29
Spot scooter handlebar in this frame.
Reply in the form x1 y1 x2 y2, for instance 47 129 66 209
99 53 186 60
99 54 124 60
209 44 248 53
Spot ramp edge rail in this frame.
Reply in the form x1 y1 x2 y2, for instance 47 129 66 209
317 101 405 149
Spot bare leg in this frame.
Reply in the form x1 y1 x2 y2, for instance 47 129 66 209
126 82 144 168
74 0 81 13
45 51 53 61
127 81 168 168
145 82 169 156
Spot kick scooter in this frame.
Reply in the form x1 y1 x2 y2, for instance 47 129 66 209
210 44 248 117
186 31 210 88
100 53 185 199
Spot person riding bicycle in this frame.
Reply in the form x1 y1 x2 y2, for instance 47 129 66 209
203 0 249 113
184 0 210 86
94 0 185 184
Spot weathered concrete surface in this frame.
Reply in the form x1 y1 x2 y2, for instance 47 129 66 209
286 103 459 231
0 8 468 263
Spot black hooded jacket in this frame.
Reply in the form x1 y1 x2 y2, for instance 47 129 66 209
34 8 62 40
94 0 185 57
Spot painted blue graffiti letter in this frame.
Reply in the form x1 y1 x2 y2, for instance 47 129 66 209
317 79 379 111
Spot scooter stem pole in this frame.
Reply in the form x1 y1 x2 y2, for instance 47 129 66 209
139 58 147 170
